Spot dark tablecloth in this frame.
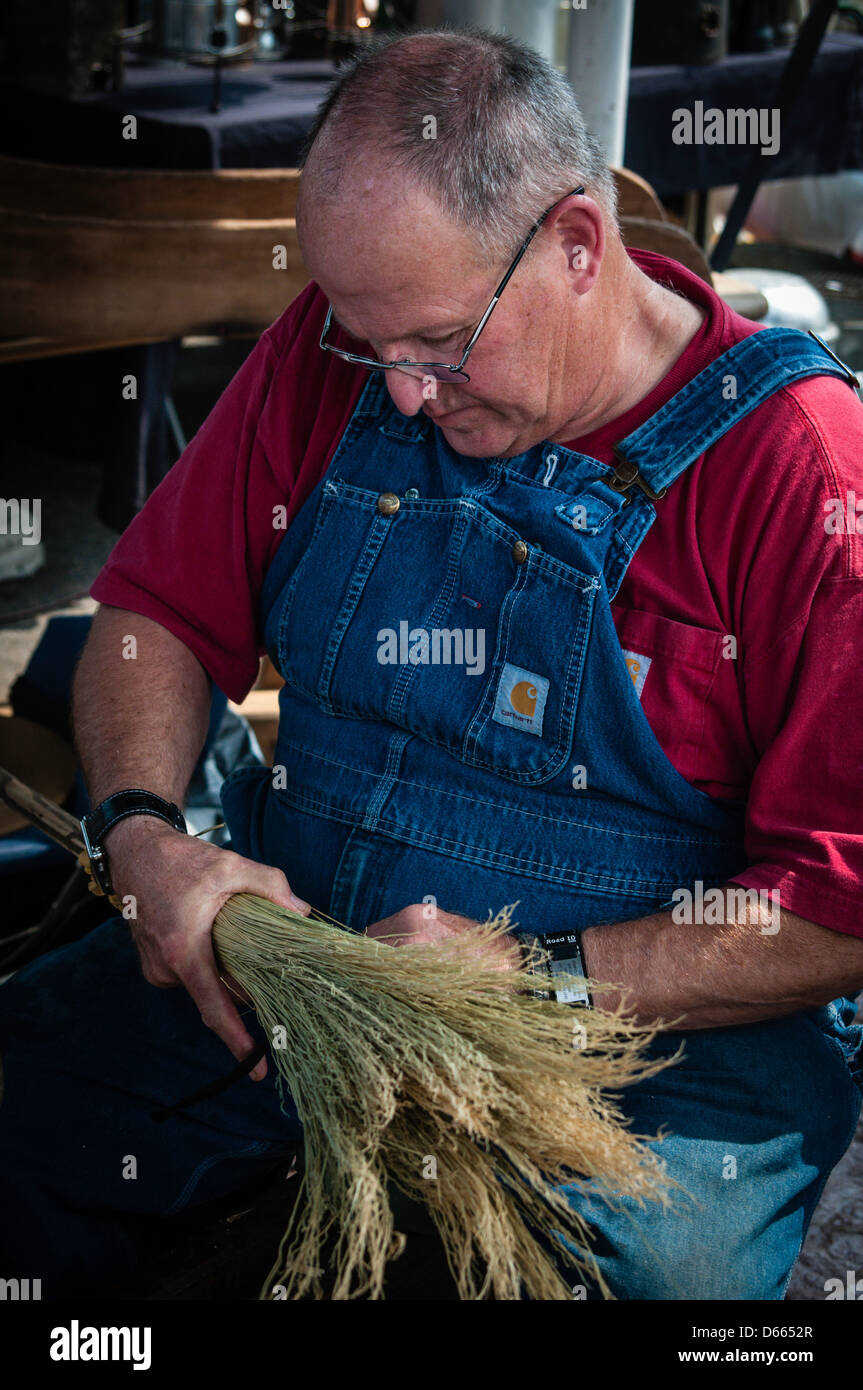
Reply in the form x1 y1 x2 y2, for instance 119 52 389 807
2 39 862 190
627 34 863 194
0 59 337 171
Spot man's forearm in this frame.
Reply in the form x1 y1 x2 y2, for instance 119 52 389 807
581 884 863 1030
72 605 212 820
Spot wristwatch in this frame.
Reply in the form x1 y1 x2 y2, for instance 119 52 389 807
522 928 593 1008
80 790 187 897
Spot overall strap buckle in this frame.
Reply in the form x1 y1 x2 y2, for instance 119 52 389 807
606 445 668 506
808 330 860 390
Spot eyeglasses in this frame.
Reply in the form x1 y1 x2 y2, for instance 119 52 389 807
318 186 585 383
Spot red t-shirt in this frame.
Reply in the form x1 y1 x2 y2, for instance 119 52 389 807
91 249 863 938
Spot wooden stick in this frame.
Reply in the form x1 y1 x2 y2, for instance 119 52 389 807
0 764 85 857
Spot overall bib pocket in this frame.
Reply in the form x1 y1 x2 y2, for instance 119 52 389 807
273 479 599 784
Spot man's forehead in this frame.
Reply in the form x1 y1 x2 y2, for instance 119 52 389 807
300 172 491 331
319 254 490 340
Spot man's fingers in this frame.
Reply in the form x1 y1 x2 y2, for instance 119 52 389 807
233 863 311 916
129 928 179 989
179 947 268 1081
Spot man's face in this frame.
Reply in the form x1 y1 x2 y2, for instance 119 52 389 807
297 174 596 458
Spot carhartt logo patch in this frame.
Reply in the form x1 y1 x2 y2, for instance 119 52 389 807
492 663 549 736
622 650 652 699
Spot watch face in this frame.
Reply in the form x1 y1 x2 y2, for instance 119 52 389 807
546 957 591 1007
537 930 591 1007
541 930 580 958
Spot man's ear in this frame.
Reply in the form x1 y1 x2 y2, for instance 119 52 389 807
550 194 604 295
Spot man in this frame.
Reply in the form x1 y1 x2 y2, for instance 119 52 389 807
1 29 862 1300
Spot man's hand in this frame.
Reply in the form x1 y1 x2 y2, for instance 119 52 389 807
105 816 311 1080
365 902 521 972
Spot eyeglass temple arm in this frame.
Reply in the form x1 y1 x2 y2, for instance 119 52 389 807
320 304 334 350
459 186 585 360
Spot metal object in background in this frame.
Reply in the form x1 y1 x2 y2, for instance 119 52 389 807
148 0 260 57
631 0 728 66
326 0 382 57
413 0 561 64
567 0 634 167
414 0 503 30
724 268 840 340
729 0 803 52
496 0 562 63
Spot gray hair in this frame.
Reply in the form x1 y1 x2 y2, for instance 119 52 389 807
298 26 619 265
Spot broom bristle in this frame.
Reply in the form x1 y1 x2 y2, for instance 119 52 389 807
212 896 681 1301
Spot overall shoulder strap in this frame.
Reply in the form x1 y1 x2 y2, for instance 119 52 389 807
608 327 860 504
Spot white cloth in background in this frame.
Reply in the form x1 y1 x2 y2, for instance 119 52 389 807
713 172 863 256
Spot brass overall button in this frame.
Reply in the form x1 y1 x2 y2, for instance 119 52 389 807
377 492 400 516
512 539 528 564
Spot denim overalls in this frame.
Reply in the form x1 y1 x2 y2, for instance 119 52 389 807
217 325 863 1297
0 329 860 1299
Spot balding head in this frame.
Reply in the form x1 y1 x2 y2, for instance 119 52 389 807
297 27 618 267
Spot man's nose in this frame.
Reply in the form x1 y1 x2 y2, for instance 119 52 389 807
384 369 427 417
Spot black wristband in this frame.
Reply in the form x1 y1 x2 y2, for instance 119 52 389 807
523 928 593 1009
80 790 187 897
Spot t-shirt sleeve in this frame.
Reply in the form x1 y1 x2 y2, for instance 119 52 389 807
723 376 863 938
732 577 863 936
89 283 363 705
90 333 281 703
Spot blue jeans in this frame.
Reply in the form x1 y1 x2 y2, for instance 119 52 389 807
0 915 859 1299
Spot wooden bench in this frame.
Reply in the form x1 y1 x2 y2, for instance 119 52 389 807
0 159 712 364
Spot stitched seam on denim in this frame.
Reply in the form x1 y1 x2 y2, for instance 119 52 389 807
799 1013 863 1131
316 512 390 705
463 554 526 759
268 785 694 893
361 733 410 832
620 331 846 488
605 501 653 601
491 458 613 501
268 778 733 861
388 508 470 724
270 733 739 847
168 1139 271 1216
274 483 339 687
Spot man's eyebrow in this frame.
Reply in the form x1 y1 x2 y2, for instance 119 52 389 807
330 308 468 340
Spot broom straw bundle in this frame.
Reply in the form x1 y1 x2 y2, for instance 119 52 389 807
214 896 681 1301
0 767 682 1302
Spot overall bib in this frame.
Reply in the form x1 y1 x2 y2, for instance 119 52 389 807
0 330 860 1300
218 325 863 1298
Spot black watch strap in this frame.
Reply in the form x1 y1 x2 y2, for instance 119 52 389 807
80 790 187 897
523 929 593 1009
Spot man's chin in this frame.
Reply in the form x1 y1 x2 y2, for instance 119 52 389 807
438 417 519 457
